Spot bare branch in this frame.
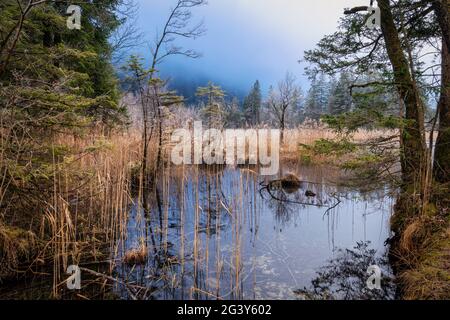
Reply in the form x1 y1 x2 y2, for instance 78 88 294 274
149 0 207 74
344 6 369 15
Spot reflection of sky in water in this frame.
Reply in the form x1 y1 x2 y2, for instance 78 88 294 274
118 166 393 300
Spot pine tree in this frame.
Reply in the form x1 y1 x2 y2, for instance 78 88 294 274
196 82 226 127
305 0 434 230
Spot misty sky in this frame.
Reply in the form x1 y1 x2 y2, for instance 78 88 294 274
134 0 365 96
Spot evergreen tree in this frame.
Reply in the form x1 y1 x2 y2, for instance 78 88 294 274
196 82 226 127
304 74 330 121
224 96 243 128
243 80 262 126
304 0 440 233
0 0 127 216
328 72 353 115
0 0 127 127
327 76 338 115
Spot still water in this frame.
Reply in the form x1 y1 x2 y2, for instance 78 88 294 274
115 165 395 300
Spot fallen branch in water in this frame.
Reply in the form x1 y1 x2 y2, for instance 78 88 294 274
323 193 343 219
259 179 343 215
262 185 325 208
79 267 138 300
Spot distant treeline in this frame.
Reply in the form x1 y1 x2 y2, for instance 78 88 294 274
173 69 433 130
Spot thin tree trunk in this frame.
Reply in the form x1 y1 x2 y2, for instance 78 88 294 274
155 87 163 176
135 72 151 214
280 110 285 144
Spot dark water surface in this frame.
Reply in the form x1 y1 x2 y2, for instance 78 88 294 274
115 165 395 300
0 165 395 300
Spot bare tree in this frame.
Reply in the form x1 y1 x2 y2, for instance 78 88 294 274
266 72 301 143
149 0 207 71
110 0 144 64
145 0 207 174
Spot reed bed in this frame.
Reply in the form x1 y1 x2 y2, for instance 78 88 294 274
0 127 143 297
1 120 396 299
46 131 142 297
281 124 398 164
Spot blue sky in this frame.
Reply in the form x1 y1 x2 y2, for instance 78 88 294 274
133 0 364 96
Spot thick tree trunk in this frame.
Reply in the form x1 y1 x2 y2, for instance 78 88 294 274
378 0 427 193
434 0 450 185
433 0 450 53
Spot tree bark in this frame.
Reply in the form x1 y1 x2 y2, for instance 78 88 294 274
432 0 450 53
434 0 450 184
378 0 427 192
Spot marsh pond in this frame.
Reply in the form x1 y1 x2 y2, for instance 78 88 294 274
0 164 396 300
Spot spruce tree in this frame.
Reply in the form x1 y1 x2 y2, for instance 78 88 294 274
0 0 127 217
328 72 353 115
304 74 330 121
243 80 262 126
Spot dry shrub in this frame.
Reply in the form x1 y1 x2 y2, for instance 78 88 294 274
400 219 427 252
399 228 450 300
123 244 148 266
392 205 450 300
0 224 36 279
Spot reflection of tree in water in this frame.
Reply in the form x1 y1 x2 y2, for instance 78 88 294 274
197 166 231 235
265 188 296 225
260 176 341 226
295 242 396 300
119 166 395 300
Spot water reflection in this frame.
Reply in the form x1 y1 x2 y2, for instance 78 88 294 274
116 165 394 300
295 241 396 300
